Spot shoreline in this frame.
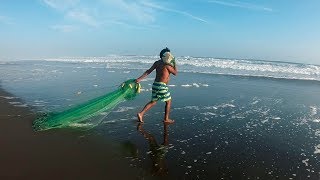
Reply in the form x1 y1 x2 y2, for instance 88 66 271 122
0 87 139 180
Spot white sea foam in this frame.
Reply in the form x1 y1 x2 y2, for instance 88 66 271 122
204 106 218 110
310 106 318 116
43 55 320 81
181 83 206 88
220 103 236 108
113 106 135 113
102 118 130 124
9 102 21 105
312 119 320 123
314 144 320 154
232 115 245 119
0 96 18 100
302 159 309 166
183 106 200 110
272 117 281 120
13 104 28 107
174 103 235 112
32 104 45 107
141 78 154 82
201 112 216 116
51 70 60 73
192 83 200 88
251 100 259 105
140 88 150 92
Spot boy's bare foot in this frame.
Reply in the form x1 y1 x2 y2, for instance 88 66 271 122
163 119 175 124
137 113 144 123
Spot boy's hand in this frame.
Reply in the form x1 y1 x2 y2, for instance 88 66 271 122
166 58 175 67
171 58 176 67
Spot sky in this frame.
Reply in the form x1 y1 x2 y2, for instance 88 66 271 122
0 0 320 64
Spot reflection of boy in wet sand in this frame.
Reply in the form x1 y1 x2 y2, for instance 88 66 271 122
136 47 177 124
137 123 169 176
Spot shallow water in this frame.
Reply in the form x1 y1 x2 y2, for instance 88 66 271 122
101 73 320 179
1 60 320 179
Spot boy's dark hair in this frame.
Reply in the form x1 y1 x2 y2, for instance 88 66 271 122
159 47 170 58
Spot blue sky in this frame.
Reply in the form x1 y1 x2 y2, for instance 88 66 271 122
0 0 319 64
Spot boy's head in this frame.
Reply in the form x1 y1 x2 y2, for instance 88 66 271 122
160 47 170 59
160 47 175 66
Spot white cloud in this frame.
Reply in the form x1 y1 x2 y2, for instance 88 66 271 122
42 0 79 10
101 0 156 24
105 20 150 30
42 0 100 27
42 0 208 29
67 10 100 27
109 0 208 24
51 24 77 32
140 1 208 23
208 0 273 12
170 10 208 23
43 0 61 9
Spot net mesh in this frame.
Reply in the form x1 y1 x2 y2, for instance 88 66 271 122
33 79 141 131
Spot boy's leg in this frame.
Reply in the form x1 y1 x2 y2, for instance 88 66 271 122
164 99 174 124
137 101 157 122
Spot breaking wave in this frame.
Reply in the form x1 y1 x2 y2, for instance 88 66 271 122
43 56 320 82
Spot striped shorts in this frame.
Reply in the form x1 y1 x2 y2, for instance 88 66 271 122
151 82 171 102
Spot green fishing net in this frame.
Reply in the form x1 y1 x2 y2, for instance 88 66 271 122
33 79 141 131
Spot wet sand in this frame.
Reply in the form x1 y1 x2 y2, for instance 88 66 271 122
0 88 139 180
3 60 320 179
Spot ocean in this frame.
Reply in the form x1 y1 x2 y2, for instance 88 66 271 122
1 56 320 179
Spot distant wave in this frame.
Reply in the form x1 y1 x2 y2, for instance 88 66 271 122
43 56 320 82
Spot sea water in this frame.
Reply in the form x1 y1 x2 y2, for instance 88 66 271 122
1 56 320 179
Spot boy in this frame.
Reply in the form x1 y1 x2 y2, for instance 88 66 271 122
136 47 178 124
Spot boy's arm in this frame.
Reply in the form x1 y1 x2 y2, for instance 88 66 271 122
166 64 178 76
136 62 157 83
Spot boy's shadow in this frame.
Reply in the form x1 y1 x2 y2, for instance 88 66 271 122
137 123 170 177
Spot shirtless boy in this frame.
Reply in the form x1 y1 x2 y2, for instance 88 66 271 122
136 48 178 124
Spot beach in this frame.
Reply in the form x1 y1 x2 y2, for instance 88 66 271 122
0 87 142 180
2 0 320 178
1 58 320 179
